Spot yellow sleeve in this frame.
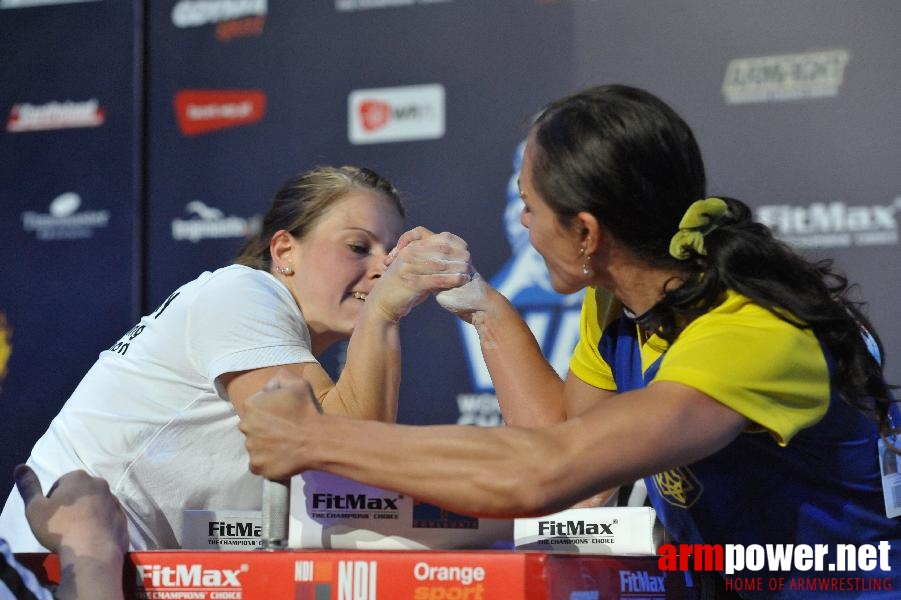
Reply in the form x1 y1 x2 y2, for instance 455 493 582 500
654 295 830 445
569 287 620 391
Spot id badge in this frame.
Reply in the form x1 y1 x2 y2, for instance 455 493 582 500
877 437 901 519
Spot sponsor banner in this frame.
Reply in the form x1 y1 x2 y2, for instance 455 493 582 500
514 507 662 555
171 0 267 42
348 84 445 145
16 549 696 599
174 90 266 136
722 49 850 104
335 0 453 12
0 0 100 7
6 99 105 132
170 200 261 243
755 197 901 249
21 192 111 241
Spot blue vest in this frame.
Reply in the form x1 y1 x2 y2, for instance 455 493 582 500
598 317 901 598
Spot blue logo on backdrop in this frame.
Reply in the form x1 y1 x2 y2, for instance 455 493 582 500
455 141 583 426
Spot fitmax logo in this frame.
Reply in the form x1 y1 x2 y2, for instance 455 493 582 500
619 570 665 593
312 493 399 511
208 521 261 537
757 200 900 235
136 564 245 587
756 199 901 249
538 520 615 536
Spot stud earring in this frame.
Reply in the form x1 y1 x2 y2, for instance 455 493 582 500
277 265 294 276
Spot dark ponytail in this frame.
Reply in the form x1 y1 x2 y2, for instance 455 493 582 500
653 197 896 433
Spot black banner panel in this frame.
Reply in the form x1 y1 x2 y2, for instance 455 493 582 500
0 0 140 484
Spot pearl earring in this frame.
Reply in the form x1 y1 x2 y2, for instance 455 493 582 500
277 265 294 276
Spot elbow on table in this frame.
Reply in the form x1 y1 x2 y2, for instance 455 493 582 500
475 467 567 518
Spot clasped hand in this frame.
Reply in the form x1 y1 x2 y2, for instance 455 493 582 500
384 227 491 321
370 227 473 322
239 370 324 481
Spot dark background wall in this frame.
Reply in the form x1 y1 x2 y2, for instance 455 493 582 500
1 0 898 491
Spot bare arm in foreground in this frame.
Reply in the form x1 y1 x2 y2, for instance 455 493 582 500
16 465 128 600
239 371 748 518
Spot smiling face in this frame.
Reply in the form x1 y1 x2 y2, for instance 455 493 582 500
517 139 587 295
283 189 404 349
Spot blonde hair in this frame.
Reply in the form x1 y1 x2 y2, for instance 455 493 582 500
234 165 404 271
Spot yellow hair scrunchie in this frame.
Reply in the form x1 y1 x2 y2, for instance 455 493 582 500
668 197 728 260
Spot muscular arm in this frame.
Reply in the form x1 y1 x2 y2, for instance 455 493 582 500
441 276 615 427
241 377 748 517
224 355 394 422
562 373 620 506
443 278 619 503
564 370 617 417
319 299 402 421
471 288 567 426
224 299 402 422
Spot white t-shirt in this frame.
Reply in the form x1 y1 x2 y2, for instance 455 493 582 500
0 265 317 550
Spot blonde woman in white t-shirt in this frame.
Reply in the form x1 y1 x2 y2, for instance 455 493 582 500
0 165 472 550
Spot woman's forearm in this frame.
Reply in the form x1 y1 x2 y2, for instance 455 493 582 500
472 289 566 427
321 307 401 422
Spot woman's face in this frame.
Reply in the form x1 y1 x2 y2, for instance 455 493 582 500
288 189 404 342
518 139 586 295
